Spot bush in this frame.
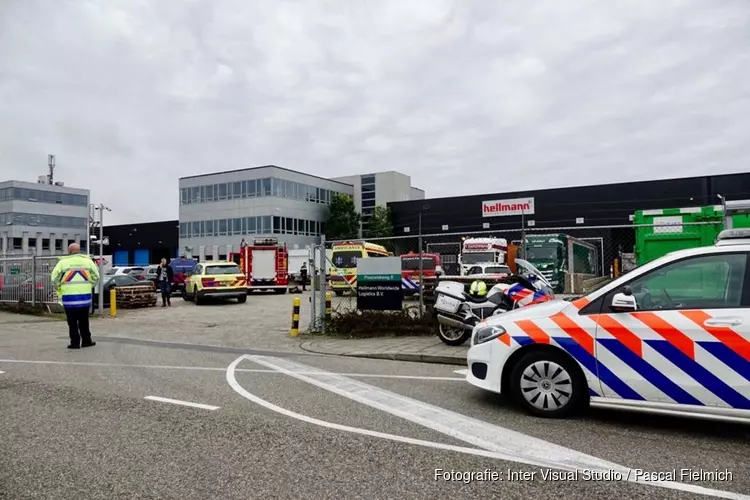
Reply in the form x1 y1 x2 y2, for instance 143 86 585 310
324 305 437 338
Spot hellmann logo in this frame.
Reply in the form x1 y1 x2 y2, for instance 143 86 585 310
482 197 535 218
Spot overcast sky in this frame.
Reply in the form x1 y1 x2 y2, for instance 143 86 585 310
1 1 749 225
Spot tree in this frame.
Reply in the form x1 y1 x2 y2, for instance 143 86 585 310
365 205 393 239
325 193 361 240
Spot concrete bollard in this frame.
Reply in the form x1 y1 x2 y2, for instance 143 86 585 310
109 288 117 318
290 297 300 336
325 291 332 321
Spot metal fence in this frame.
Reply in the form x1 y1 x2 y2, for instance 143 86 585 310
0 254 62 306
326 221 724 294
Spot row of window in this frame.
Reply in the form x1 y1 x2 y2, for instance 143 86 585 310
180 177 349 206
179 216 325 239
0 237 75 251
0 212 88 229
0 187 88 207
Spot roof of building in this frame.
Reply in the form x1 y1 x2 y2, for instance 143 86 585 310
178 164 354 188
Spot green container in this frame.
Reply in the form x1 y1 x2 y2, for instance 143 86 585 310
633 205 750 265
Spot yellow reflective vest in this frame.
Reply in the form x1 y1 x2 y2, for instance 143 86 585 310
50 254 100 308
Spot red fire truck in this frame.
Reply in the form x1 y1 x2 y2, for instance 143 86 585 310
229 237 289 293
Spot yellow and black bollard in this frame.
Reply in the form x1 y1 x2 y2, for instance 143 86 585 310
325 291 332 321
290 297 301 336
109 288 117 318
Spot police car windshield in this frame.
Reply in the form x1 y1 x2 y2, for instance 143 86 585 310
206 265 241 275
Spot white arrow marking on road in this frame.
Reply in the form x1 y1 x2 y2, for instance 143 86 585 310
227 355 749 500
144 396 220 411
453 369 468 375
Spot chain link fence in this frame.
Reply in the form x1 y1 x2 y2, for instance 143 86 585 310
325 221 724 295
0 254 61 306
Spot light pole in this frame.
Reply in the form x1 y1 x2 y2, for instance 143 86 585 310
93 203 111 314
418 202 430 318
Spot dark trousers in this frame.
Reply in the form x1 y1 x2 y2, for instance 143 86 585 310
65 307 91 346
160 281 172 305
301 274 307 291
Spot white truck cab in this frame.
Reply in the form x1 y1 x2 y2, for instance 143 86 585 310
466 228 750 423
458 237 508 275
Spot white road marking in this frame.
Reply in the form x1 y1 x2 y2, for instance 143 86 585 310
453 369 468 375
229 355 748 500
0 359 462 381
0 370 4 374
144 396 220 411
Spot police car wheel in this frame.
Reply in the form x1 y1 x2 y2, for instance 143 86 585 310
510 350 585 418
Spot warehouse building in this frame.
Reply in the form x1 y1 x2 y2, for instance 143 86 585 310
387 171 750 272
103 220 180 266
0 180 90 256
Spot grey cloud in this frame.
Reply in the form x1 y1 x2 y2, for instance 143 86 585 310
1 0 749 224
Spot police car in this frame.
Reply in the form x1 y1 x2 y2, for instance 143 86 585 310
466 229 750 423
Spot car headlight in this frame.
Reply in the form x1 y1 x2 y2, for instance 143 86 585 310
473 325 507 345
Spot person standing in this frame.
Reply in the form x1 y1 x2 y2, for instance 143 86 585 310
300 262 308 292
51 243 99 349
155 258 174 307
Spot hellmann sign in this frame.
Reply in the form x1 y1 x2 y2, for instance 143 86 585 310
482 197 535 217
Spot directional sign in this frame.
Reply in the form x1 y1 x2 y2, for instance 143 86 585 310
356 257 403 311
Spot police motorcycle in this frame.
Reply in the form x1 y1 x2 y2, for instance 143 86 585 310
433 259 554 346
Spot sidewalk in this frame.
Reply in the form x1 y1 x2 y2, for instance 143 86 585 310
299 336 468 365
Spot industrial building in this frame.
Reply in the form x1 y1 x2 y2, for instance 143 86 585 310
0 179 90 256
178 165 423 260
387 171 750 271
103 220 180 266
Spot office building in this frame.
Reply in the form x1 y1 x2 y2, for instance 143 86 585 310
0 180 90 256
330 171 425 230
178 165 354 260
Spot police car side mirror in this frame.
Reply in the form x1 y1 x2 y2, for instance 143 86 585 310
611 292 637 312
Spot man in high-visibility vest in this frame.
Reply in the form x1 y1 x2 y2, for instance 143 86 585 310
51 243 100 349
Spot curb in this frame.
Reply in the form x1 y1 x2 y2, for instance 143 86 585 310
299 341 466 366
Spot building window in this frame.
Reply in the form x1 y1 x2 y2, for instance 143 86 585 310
261 178 271 196
218 219 228 236
179 223 187 238
218 183 228 200
232 182 242 199
180 189 189 205
272 216 280 234
12 238 22 250
0 212 87 229
362 184 375 193
233 218 242 235
55 239 63 251
361 191 375 201
362 199 376 208
191 187 200 203
191 221 202 238
205 220 214 237
361 175 375 185
42 238 50 250
261 216 271 233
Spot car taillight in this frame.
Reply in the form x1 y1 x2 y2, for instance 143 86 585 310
201 278 212 286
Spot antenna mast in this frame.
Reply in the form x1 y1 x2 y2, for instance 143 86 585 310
48 154 55 184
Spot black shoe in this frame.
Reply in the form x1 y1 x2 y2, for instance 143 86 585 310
81 341 96 348
67 344 80 349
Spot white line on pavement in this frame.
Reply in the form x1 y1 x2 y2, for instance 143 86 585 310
0 370 4 374
144 396 220 411
0 359 462 381
230 355 748 500
453 369 468 375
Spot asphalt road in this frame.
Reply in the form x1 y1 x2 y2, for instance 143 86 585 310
1 327 748 500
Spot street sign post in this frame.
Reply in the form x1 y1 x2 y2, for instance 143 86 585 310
356 257 403 311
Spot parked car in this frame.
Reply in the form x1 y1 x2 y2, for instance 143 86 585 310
130 265 159 284
182 261 247 305
92 274 154 309
466 263 511 277
465 227 750 423
105 266 145 277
